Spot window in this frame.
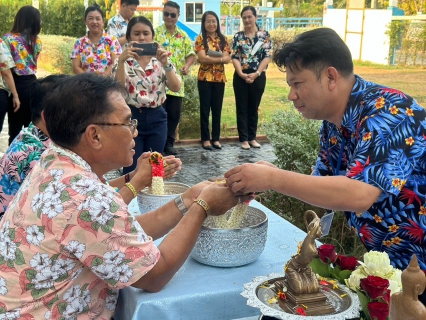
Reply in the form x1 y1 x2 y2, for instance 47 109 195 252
186 3 204 22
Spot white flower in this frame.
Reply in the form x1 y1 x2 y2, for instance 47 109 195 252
44 311 51 320
86 198 114 226
387 268 402 294
64 240 86 259
31 193 44 213
42 181 66 203
103 250 125 266
92 263 116 280
63 285 81 303
105 294 118 311
30 253 52 271
32 267 58 290
71 267 83 281
133 220 149 242
52 258 76 273
0 238 17 261
26 225 45 246
361 251 394 277
94 186 114 204
0 308 21 320
71 178 97 195
344 268 366 291
0 277 7 295
81 288 91 305
49 169 64 180
63 298 83 319
41 198 64 218
116 264 133 283
0 220 10 240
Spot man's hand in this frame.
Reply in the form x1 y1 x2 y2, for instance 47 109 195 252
130 152 152 190
164 155 182 180
12 95 20 112
224 162 275 194
180 65 190 75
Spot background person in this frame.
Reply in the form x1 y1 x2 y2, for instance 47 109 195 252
113 16 181 174
225 28 426 280
195 11 231 151
0 38 20 133
0 73 250 319
231 6 271 150
154 1 195 156
2 5 42 145
107 0 139 47
71 4 121 76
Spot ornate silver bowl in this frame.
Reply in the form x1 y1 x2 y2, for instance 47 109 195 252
241 273 361 319
190 206 268 267
137 182 190 214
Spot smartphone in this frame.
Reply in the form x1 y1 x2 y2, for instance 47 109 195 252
133 42 158 56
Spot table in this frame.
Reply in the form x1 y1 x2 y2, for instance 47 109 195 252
114 200 308 320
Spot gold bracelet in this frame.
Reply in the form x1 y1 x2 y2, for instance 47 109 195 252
125 182 138 198
193 198 211 217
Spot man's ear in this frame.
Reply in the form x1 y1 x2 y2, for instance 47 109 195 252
325 67 339 91
83 124 103 150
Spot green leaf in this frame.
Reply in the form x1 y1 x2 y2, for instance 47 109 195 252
70 174 82 183
58 301 68 314
338 270 353 283
0 307 6 314
81 283 89 292
357 289 371 320
55 272 68 283
80 210 92 222
31 287 49 300
105 278 118 286
101 218 114 234
37 207 42 219
92 257 103 267
7 259 14 268
39 182 50 192
110 201 119 213
8 228 15 241
46 294 59 309
60 190 70 202
51 253 60 264
26 269 37 281
309 257 331 278
14 248 25 265
0 255 5 265
92 221 101 231
26 283 35 291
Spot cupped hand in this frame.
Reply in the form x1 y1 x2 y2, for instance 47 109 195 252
224 163 274 194
130 152 152 190
119 41 139 63
156 45 170 66
164 155 182 180
198 183 254 217
182 181 212 206
180 66 189 75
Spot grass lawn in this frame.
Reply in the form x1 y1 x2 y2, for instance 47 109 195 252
215 63 425 138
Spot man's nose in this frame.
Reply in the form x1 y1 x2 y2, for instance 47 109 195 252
287 87 298 101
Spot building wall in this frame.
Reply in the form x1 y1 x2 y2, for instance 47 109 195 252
323 8 392 64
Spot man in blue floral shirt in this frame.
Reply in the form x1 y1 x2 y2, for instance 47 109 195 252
225 29 426 275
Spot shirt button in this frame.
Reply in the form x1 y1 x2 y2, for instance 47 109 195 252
139 108 143 113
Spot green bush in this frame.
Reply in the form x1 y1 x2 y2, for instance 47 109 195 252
39 35 76 74
0 0 31 36
179 72 201 140
259 109 366 258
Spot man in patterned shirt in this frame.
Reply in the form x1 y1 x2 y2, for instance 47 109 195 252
0 75 67 219
225 29 426 275
155 1 195 155
0 73 249 319
107 0 139 47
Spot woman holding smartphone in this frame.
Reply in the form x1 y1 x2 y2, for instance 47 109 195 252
113 16 181 174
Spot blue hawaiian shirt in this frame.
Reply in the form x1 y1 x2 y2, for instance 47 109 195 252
313 75 426 271
107 12 128 39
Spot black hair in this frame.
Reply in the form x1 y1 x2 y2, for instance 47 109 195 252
84 3 104 20
122 0 140 5
43 73 128 148
272 28 354 79
240 6 259 30
164 1 180 13
10 6 41 54
30 75 69 123
126 16 155 41
200 11 226 51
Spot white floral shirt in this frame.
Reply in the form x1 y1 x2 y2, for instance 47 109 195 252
0 38 15 94
107 12 128 40
0 144 160 319
112 54 181 108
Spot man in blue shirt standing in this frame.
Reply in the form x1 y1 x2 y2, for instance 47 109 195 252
107 0 139 47
225 28 426 278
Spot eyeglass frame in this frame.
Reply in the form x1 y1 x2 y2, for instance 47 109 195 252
80 119 138 134
163 11 178 18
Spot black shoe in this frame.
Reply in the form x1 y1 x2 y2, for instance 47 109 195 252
202 144 213 151
212 143 222 150
164 145 178 155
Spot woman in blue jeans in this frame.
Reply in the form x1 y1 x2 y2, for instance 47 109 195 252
113 16 181 174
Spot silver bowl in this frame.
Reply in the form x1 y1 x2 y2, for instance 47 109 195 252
137 182 190 214
190 206 268 267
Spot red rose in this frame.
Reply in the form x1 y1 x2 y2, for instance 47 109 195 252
317 244 337 264
335 254 358 271
367 301 389 320
145 69 153 77
360 275 389 300
383 289 390 304
295 307 306 316
129 84 135 94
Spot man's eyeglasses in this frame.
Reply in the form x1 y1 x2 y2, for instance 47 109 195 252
81 119 138 134
163 11 177 18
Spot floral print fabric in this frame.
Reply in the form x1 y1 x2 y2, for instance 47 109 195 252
0 144 160 319
2 33 42 76
71 31 122 74
0 38 15 93
313 75 426 271
194 34 231 83
112 54 181 108
0 123 50 218
107 13 128 39
154 24 195 97
231 29 271 71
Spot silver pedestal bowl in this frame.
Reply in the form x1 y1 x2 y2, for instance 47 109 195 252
137 182 190 214
190 206 268 267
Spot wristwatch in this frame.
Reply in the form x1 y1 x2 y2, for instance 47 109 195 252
174 195 188 216
164 63 173 72
256 71 261 77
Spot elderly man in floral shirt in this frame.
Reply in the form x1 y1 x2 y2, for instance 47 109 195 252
0 73 249 319
154 1 195 155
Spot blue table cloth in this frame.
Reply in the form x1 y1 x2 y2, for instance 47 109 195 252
114 200 308 320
